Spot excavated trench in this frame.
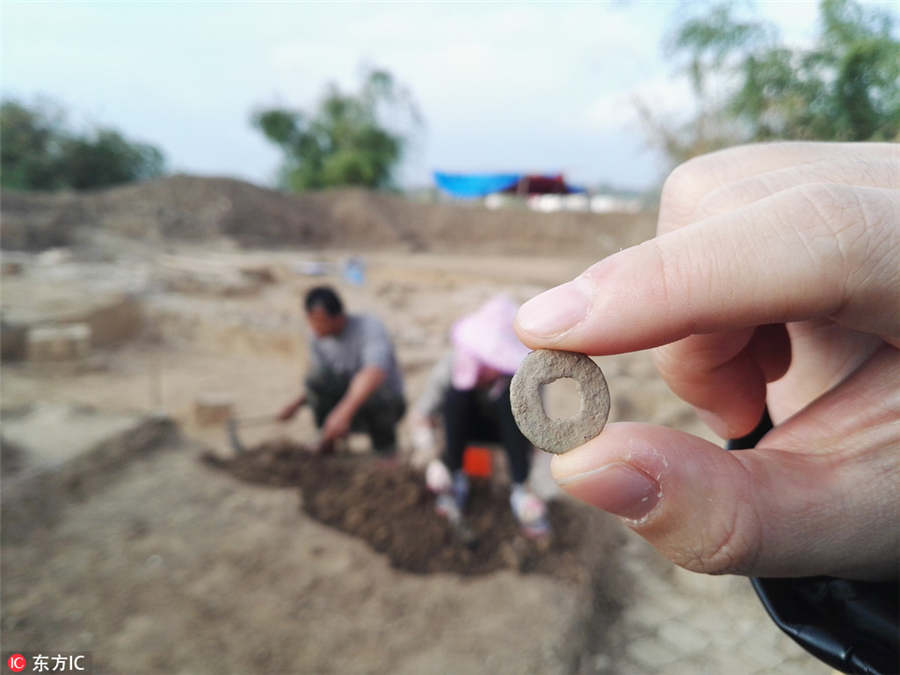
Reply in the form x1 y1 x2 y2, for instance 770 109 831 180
202 440 606 581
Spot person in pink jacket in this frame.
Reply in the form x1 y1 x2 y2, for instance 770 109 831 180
410 295 550 538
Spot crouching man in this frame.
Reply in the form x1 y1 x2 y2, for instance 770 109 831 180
279 286 405 455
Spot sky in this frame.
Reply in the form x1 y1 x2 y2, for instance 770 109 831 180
1 1 891 191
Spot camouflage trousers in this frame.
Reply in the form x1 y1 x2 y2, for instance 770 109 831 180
305 369 406 455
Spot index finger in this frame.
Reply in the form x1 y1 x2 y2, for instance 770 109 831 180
657 142 898 235
514 184 900 355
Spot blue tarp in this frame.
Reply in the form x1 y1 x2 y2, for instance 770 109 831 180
434 171 586 198
433 172 520 198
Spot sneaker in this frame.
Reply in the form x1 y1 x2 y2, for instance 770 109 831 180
511 486 551 539
435 493 463 524
451 471 469 512
433 470 469 518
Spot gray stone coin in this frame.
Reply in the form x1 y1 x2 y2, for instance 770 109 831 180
510 349 610 454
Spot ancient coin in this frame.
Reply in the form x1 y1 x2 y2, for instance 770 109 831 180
510 349 610 454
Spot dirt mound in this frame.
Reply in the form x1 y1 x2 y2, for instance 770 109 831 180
0 190 82 250
202 440 599 579
0 437 25 477
2 175 656 255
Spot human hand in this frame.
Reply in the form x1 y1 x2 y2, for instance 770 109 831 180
515 142 899 580
409 413 438 455
320 405 353 444
277 401 301 422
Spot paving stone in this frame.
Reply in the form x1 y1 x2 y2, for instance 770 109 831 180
622 601 676 631
766 656 830 674
738 640 789 670
659 620 711 655
651 588 694 618
663 655 736 675
676 609 744 648
670 566 738 598
626 636 680 670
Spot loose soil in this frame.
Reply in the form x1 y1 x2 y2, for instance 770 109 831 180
202 440 594 580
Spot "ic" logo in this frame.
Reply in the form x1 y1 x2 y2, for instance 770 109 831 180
7 654 26 673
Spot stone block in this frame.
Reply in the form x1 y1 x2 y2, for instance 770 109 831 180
83 294 141 346
26 323 91 361
2 260 24 276
194 394 234 426
1 319 28 361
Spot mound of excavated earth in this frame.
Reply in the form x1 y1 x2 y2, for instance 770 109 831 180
202 440 602 580
1 175 655 254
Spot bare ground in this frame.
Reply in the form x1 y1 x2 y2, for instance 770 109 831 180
1 182 826 674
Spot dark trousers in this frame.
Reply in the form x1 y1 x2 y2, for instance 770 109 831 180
442 383 531 484
305 370 406 454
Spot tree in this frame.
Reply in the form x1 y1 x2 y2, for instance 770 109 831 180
640 0 900 165
0 98 165 191
1 99 67 190
57 129 164 190
252 69 421 191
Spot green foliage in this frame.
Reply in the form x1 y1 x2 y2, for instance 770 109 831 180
1 98 165 191
57 130 165 190
1 99 66 190
642 0 900 164
252 69 421 191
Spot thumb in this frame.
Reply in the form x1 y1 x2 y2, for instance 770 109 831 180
552 422 895 580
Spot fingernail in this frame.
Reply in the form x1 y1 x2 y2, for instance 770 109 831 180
517 279 591 338
697 409 731 439
559 462 659 520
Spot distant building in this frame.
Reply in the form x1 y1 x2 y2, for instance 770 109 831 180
433 171 641 214
589 194 642 214
433 172 584 199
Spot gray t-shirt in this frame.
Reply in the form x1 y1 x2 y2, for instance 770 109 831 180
308 314 404 396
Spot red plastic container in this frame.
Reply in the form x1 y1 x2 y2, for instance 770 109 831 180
463 445 492 478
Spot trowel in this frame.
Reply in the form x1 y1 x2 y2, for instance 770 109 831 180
225 414 278 454
226 413 324 455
